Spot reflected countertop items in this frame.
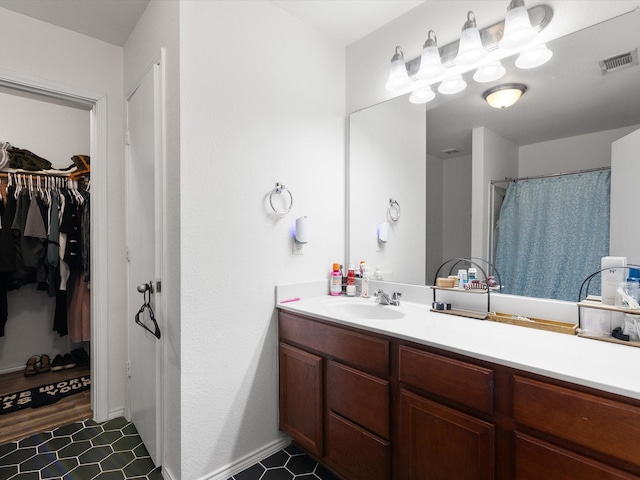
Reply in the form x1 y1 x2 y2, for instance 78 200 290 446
276 293 640 401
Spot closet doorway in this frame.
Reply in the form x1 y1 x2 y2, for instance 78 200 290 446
0 70 109 438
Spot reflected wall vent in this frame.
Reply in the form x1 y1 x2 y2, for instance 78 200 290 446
441 147 461 155
599 49 638 75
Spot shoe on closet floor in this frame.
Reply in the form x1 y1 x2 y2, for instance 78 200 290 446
71 348 89 367
50 354 65 371
63 353 77 369
24 355 39 377
36 354 51 373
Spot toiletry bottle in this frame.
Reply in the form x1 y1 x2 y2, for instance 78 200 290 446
458 269 468 289
362 266 371 298
468 267 477 282
330 263 342 296
346 264 356 296
374 265 383 281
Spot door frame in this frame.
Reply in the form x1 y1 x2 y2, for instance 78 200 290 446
124 49 167 467
0 67 110 421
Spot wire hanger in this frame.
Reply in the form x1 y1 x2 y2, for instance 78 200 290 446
135 287 161 339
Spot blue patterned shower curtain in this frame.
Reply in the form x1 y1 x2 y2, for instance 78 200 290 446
495 170 610 301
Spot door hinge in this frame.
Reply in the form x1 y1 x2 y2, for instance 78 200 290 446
126 248 130 262
126 361 131 378
125 129 131 145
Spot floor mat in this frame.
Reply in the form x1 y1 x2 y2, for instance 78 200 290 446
1 376 90 416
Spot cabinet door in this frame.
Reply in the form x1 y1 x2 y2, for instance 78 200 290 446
399 389 495 480
515 433 638 480
279 343 323 456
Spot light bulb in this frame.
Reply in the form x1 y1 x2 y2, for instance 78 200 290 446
385 46 412 91
473 61 506 83
499 0 537 50
516 43 553 69
454 11 487 67
438 75 467 95
417 30 446 81
410 85 436 104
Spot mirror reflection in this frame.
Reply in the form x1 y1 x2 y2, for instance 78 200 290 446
348 9 640 299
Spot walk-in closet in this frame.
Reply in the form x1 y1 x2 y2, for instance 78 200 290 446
0 87 92 443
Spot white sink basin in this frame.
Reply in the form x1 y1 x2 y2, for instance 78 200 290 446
325 299 405 320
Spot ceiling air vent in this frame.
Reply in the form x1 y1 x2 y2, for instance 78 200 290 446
441 147 461 155
599 49 638 75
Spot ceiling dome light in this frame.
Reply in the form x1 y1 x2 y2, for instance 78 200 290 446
483 83 527 108
417 30 446 81
473 61 507 83
454 11 487 67
499 0 538 50
438 75 467 95
515 43 553 69
385 46 412 91
410 85 436 104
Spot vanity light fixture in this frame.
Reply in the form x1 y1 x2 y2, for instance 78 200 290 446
385 46 412 92
416 30 446 81
454 12 488 67
384 2 553 106
499 0 538 50
483 83 527 109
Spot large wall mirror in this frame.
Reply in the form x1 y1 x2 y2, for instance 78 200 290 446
348 8 640 300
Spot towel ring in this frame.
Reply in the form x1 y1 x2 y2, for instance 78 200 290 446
269 182 293 215
388 198 401 222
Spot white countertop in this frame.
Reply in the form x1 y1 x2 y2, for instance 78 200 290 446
277 294 640 401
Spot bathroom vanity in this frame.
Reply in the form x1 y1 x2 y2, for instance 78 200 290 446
277 295 640 480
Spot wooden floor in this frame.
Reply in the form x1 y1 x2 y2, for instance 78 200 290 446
0 366 92 445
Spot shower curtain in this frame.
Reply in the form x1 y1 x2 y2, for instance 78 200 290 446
495 170 610 301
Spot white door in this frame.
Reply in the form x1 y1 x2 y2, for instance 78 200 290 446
126 61 163 465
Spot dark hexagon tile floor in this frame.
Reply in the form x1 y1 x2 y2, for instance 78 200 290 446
228 444 341 480
0 417 161 480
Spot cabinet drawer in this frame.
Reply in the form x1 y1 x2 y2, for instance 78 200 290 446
515 433 638 480
328 360 389 439
398 345 494 414
279 312 389 376
513 376 640 468
326 412 390 480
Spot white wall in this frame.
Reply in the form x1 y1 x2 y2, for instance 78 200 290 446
0 8 126 416
425 153 443 283
179 1 345 478
471 128 519 260
349 96 426 284
123 1 181 477
0 91 89 373
610 127 640 265
518 125 639 177
442 155 473 262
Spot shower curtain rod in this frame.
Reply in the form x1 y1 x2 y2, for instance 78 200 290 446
490 166 610 185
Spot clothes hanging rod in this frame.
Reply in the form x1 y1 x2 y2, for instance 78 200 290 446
490 166 610 185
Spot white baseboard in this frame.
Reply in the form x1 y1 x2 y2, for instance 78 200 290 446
161 466 177 480
198 435 291 480
108 408 127 421
0 365 25 376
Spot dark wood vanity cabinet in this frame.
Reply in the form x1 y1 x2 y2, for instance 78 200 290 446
279 311 391 480
278 310 640 480
397 345 496 480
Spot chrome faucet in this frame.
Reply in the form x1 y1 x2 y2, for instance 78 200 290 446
374 289 401 306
